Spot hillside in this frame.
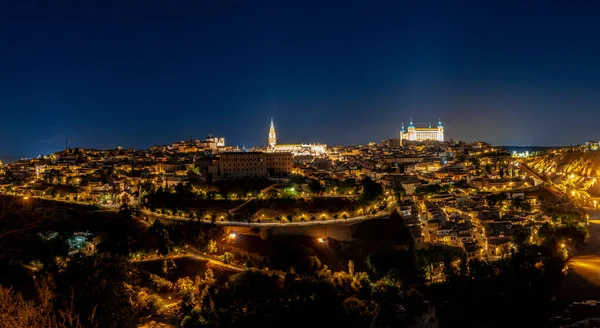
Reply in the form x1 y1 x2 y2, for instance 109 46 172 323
527 151 600 197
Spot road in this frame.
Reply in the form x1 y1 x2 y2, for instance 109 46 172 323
227 183 284 213
134 213 245 271
141 206 395 227
560 209 600 301
4 192 396 227
518 161 565 198
132 247 244 272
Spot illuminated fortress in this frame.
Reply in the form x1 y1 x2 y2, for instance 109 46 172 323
400 118 444 142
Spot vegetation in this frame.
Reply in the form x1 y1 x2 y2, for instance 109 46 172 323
415 183 451 196
359 177 383 204
180 262 425 328
426 245 565 327
0 181 586 328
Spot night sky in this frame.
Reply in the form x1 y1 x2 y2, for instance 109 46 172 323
1 1 600 161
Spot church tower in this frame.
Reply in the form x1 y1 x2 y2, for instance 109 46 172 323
268 117 277 148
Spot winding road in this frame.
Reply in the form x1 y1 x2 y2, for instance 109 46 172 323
4 193 396 228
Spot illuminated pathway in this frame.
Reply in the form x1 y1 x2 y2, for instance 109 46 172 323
561 210 600 301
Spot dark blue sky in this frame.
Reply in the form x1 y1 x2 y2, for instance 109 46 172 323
1 0 600 161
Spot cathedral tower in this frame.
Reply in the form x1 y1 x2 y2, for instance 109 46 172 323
268 117 277 148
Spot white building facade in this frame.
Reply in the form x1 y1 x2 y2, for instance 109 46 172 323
400 119 444 142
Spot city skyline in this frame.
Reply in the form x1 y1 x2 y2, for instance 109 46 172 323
2 2 600 327
2 1 600 161
0 114 578 163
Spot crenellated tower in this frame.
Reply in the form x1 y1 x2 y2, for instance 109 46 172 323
437 118 444 141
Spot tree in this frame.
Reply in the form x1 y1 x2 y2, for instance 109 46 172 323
348 260 355 276
137 292 164 317
513 229 531 248
149 274 173 292
308 179 322 194
359 177 383 204
162 259 177 278
222 252 234 264
175 277 195 297
0 285 61 328
207 240 218 254
537 223 555 242
148 220 171 255
555 224 587 251
56 255 138 328
484 163 493 175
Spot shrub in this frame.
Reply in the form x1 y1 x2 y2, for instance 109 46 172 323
149 274 173 292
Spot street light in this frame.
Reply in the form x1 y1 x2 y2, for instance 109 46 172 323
229 233 237 240
317 237 325 244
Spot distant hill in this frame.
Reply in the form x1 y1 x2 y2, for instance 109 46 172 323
498 146 564 153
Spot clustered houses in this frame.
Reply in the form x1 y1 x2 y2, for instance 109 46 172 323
288 138 546 262
0 129 549 263
375 141 545 262
0 134 293 206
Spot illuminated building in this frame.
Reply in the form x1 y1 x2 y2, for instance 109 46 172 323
268 117 277 148
586 141 600 151
266 152 294 176
400 118 444 142
198 133 225 151
267 118 327 156
219 151 293 177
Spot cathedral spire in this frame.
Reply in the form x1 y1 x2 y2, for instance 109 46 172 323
268 117 277 148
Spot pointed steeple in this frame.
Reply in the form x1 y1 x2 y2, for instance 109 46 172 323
408 117 414 128
401 122 405 132
268 117 277 148
429 122 431 128
437 118 443 128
